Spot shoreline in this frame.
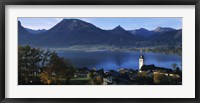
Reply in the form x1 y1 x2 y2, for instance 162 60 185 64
24 44 181 56
47 46 182 56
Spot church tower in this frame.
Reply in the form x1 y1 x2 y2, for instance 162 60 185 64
139 50 145 72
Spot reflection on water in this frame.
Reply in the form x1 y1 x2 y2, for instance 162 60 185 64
57 50 182 70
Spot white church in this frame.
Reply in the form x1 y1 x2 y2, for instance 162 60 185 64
139 54 145 72
138 53 179 78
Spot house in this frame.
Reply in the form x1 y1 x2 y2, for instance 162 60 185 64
74 69 90 78
103 74 116 85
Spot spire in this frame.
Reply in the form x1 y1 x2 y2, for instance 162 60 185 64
140 49 144 59
140 55 144 59
140 49 142 55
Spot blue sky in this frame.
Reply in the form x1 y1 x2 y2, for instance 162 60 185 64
18 17 182 30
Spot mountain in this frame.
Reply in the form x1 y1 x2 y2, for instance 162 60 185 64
32 19 110 47
112 25 126 31
18 19 182 47
27 19 141 47
107 25 139 45
18 21 34 44
128 28 154 37
153 27 176 33
48 19 102 33
128 27 181 46
147 28 181 46
25 28 47 34
174 29 182 39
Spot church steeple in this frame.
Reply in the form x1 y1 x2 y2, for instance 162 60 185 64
140 55 144 59
139 49 145 72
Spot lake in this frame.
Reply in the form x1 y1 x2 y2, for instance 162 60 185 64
57 50 182 70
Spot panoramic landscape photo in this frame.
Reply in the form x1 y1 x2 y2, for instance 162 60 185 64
18 17 182 85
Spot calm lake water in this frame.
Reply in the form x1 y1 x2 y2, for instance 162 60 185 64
57 50 182 70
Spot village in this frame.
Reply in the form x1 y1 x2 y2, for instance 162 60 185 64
72 54 182 85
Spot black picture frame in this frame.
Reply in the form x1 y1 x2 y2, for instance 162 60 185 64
0 0 200 103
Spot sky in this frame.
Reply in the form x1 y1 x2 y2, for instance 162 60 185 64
18 17 182 30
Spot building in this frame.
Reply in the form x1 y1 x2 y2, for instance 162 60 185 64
103 74 115 85
140 64 156 72
74 69 90 78
139 54 145 72
138 54 174 75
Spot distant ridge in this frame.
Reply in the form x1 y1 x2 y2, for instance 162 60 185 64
25 28 47 34
18 21 34 44
18 19 182 47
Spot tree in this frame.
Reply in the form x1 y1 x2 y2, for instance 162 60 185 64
172 63 177 72
40 67 54 85
174 67 182 82
40 52 75 85
18 45 31 84
93 76 103 85
18 45 43 84
18 45 75 85
40 49 52 71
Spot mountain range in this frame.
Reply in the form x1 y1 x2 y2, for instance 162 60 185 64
18 19 182 48
25 28 47 34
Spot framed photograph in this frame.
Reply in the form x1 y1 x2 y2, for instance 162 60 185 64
0 0 200 103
